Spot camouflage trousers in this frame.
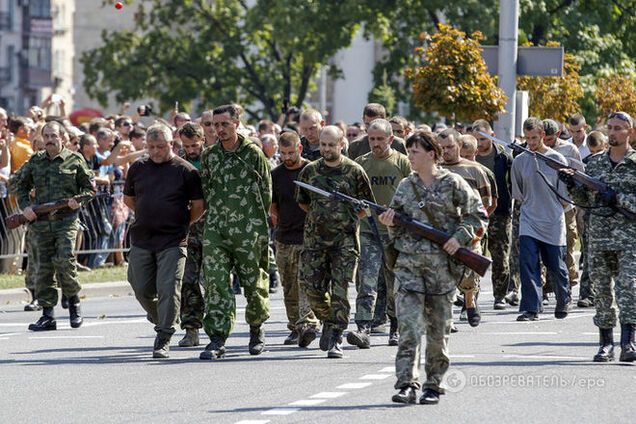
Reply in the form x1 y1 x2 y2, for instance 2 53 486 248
201 228 270 339
275 241 319 331
24 228 37 291
31 219 81 308
577 209 593 299
355 232 397 324
180 238 204 330
299 244 358 331
508 204 521 293
394 289 454 392
487 214 512 300
589 249 636 328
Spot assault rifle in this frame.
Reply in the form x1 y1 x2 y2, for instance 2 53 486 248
295 181 492 277
4 194 94 230
478 131 636 221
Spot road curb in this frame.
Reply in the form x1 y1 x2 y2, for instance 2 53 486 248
1 281 133 305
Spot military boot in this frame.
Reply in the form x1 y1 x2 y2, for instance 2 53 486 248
298 325 317 348
178 328 200 347
153 333 171 359
284 329 299 345
24 289 42 312
619 323 636 362
269 271 280 294
346 322 371 349
593 328 614 362
28 307 56 331
388 317 399 346
199 336 226 360
248 325 265 355
68 295 83 329
319 324 333 351
61 294 69 309
327 329 344 359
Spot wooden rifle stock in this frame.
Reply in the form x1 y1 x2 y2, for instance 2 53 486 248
4 194 94 230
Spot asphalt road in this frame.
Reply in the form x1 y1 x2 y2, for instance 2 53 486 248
1 279 634 424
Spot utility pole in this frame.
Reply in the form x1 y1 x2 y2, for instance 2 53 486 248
493 0 519 142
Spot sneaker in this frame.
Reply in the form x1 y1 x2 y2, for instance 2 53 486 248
516 312 539 321
370 323 387 334
248 325 265 355
178 328 200 347
493 299 506 310
327 330 344 359
459 307 467 321
346 325 371 349
504 291 519 306
319 325 333 351
298 326 317 348
577 298 594 308
453 293 465 307
284 329 299 345
199 336 226 360
152 334 171 359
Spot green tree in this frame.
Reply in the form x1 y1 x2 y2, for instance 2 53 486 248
407 24 507 122
85 0 376 119
368 70 396 116
595 74 636 119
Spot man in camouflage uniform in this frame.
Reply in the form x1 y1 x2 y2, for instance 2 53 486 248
562 111 636 363
15 121 95 331
296 125 374 359
176 122 206 348
380 131 487 405
348 119 410 349
199 104 271 360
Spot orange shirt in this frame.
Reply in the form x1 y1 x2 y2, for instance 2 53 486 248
10 137 33 172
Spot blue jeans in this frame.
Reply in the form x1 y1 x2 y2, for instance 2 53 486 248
519 236 571 314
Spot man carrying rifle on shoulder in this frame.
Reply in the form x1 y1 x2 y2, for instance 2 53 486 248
379 131 487 405
560 111 636 363
14 121 95 331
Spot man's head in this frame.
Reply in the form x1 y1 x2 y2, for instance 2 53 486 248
88 118 108 136
542 119 561 148
472 119 494 154
319 125 345 163
607 111 634 148
178 122 204 161
258 119 276 137
437 128 462 163
42 121 67 157
114 116 133 137
346 123 363 140
146 124 174 163
367 119 394 158
567 113 588 146
79 134 98 158
299 109 324 145
200 110 216 144
129 127 146 151
405 130 442 169
459 134 478 161
212 104 241 144
362 103 386 126
389 115 409 139
278 131 303 169
174 112 191 129
522 117 546 152
587 131 607 155
260 134 278 159
95 128 114 152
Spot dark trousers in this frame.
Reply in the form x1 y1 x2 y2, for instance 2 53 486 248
519 236 571 314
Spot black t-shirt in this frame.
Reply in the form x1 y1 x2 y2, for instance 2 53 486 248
124 156 203 252
271 161 308 244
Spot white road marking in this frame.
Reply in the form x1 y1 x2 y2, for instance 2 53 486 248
480 332 558 335
378 366 395 373
234 420 271 424
336 382 373 389
359 374 391 380
261 408 301 416
0 332 22 337
502 354 588 360
288 399 327 406
310 392 347 399
28 336 105 340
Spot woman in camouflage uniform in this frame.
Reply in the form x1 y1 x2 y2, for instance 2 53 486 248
379 131 487 405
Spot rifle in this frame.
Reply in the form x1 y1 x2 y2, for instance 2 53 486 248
294 181 492 277
478 131 636 221
5 194 94 230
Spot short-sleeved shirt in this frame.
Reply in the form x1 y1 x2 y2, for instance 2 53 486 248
296 156 374 249
347 135 407 161
124 155 203 252
272 161 308 245
442 158 491 209
355 149 411 235
9 138 33 172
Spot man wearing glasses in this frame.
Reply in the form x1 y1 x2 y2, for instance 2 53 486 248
561 111 636 363
199 110 217 147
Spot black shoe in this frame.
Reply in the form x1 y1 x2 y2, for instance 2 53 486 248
619 323 636 362
327 330 343 359
61 294 69 309
284 330 299 345
467 307 481 327
493 298 506 310
392 387 416 404
419 388 440 405
577 298 594 308
388 317 399 346
199 336 226 360
554 304 569 320
269 271 280 294
346 323 371 349
28 307 56 331
153 334 171 359
319 324 333 351
24 299 42 312
453 293 465 307
516 312 539 321
298 326 317 348
68 295 83 328
248 325 265 355
504 291 519 306
593 328 615 362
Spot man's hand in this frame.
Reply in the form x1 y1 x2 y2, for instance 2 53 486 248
558 168 577 189
23 207 37 221
443 237 460 255
67 198 81 210
378 208 395 226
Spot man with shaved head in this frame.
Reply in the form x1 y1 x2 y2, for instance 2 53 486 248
296 125 374 359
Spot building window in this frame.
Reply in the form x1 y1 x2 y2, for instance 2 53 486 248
28 37 52 71
29 0 51 19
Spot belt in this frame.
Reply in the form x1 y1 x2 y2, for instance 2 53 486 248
37 211 79 222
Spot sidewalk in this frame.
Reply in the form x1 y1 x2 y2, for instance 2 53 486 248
0 281 133 305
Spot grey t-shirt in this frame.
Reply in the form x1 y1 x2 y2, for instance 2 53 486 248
511 148 568 246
